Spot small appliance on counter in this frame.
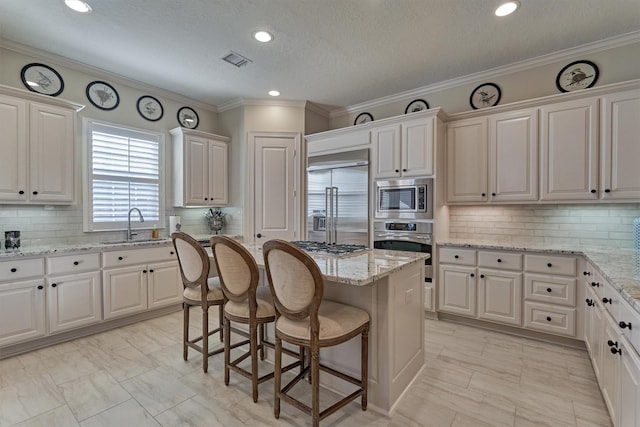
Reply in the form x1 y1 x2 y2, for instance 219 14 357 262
169 215 181 233
4 231 20 250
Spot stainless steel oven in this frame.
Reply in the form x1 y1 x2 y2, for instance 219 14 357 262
375 178 433 220
373 221 432 283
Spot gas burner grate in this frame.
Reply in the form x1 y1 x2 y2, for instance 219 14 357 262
291 241 367 255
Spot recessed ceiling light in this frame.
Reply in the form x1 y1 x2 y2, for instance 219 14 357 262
268 90 280 97
65 0 92 13
253 31 274 43
495 1 519 16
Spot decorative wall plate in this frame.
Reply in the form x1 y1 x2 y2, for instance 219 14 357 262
354 112 373 125
86 81 119 110
20 63 64 96
556 60 599 92
177 106 199 129
470 83 501 109
404 99 429 114
137 95 164 121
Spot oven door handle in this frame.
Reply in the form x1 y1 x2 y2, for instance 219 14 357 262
374 233 432 244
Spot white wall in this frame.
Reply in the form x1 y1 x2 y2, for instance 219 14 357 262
449 204 640 248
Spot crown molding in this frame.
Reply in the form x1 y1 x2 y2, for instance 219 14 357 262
217 97 306 112
329 30 640 119
0 38 219 113
304 101 331 118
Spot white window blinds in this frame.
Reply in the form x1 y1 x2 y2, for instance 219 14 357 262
86 121 163 231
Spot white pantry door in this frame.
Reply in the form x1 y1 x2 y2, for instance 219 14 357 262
250 132 300 243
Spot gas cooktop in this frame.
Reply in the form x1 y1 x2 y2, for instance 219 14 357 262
291 241 367 255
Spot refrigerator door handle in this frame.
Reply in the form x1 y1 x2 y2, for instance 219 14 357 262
325 187 332 243
332 186 338 244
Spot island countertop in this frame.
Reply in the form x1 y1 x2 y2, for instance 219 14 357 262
209 243 430 286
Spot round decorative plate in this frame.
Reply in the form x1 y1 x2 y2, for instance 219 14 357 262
137 95 164 121
86 81 119 110
470 83 501 109
177 106 199 129
354 112 373 125
404 99 429 114
20 63 64 96
556 60 599 93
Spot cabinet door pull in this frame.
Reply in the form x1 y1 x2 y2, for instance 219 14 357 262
143 269 148 273
454 255 459 259
480 274 485 278
170 251 175 255
590 189 596 194
619 321 632 330
608 339 618 348
547 263 552 268
585 299 594 306
481 193 486 197
37 285 43 290
395 169 399 173
10 268 17 273
546 316 552 322
604 189 611 193
118 256 124 261
470 273 475 278
583 271 591 276
32 191 38 195
546 288 552 293
402 168 407 172
591 282 600 287
611 347 622 356
18 190 24 195
73 261 79 265
602 297 612 304
149 269 154 273
497 258 502 263
51 283 57 288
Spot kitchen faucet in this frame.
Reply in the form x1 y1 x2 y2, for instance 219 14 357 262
127 207 145 240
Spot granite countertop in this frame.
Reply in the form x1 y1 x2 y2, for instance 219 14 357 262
437 238 640 316
207 243 429 287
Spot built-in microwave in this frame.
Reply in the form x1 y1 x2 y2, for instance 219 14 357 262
375 178 433 219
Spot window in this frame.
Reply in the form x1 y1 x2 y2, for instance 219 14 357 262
84 119 164 232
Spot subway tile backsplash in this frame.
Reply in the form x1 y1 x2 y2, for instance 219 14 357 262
449 204 640 248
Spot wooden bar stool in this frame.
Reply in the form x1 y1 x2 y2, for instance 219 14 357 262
171 232 224 373
210 235 302 402
263 239 370 427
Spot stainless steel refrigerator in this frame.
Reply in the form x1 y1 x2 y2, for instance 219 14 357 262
306 149 369 246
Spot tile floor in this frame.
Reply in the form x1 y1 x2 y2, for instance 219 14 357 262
0 310 612 427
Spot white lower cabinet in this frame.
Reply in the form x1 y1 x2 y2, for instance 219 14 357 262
478 269 522 326
438 264 476 317
103 266 148 319
602 311 620 424
618 336 640 427
47 272 102 333
147 261 182 309
0 279 46 347
584 281 604 382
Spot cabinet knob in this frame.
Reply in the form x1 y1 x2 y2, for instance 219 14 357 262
32 191 38 195
491 192 496 197
402 168 407 172
395 169 399 173
481 193 486 197
497 258 502 263
51 283 57 288
18 190 24 195
143 269 147 273
546 288 552 293
480 274 485 278
547 263 552 268
585 298 594 306
170 251 175 255
608 339 618 348
611 347 622 356
149 269 154 273
470 273 475 278
37 285 44 290
602 297 612 304
204 197 208 200
590 189 596 194
604 189 611 193
73 261 79 265
591 281 600 287
256 233 263 238
10 268 17 273
546 316 552 322
454 255 459 259
118 256 124 261
619 321 632 330
583 271 591 276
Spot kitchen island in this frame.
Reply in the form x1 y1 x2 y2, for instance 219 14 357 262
209 243 430 413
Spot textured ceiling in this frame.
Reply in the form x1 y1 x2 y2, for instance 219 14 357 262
0 0 639 109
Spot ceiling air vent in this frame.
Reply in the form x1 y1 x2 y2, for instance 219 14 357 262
222 51 252 67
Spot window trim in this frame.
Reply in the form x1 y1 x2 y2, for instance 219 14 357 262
82 117 165 232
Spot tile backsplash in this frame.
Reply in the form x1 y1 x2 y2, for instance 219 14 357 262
0 205 238 248
449 203 640 248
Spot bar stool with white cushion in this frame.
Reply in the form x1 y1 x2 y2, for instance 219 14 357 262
172 231 224 373
263 239 370 427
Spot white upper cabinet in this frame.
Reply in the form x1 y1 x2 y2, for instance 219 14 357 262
0 91 78 204
600 89 640 200
488 109 538 202
373 117 434 179
171 127 230 207
540 98 599 201
446 118 488 203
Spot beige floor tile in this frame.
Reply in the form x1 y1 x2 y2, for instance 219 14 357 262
10 405 79 427
573 400 612 427
179 369 249 408
83 343 158 382
120 366 196 416
514 405 577 427
451 412 496 427
0 374 65 426
155 395 247 427
47 350 102 385
520 367 606 407
79 399 160 427
419 358 474 389
437 347 522 384
393 388 457 427
59 370 131 421
79 329 131 352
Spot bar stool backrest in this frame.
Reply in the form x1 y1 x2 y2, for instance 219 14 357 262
210 236 259 304
172 232 209 288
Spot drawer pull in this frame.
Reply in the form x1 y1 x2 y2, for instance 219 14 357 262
73 261 79 265
149 269 154 273
546 263 552 268
37 285 43 290
608 339 618 348
170 251 175 255
602 297 612 304
611 347 622 356
10 268 17 273
585 299 594 306
546 316 552 322
619 321 632 330
591 282 600 287
480 274 485 278
118 256 124 261
51 283 57 288
143 269 148 273
497 258 502 263
470 273 474 278
546 288 552 293
590 189 596 194
583 271 591 276
454 255 459 259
